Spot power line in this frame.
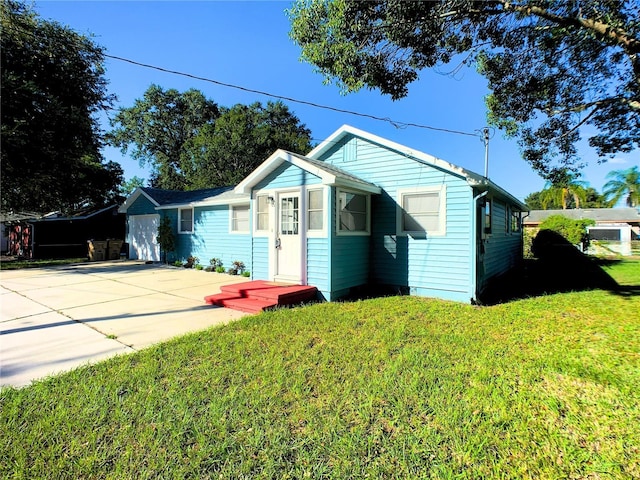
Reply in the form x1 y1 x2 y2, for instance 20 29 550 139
104 54 480 138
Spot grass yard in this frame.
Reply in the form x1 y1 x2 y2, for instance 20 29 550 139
0 257 88 270
1 260 639 479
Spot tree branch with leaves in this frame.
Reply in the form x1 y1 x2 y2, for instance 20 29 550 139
289 0 639 179
1 0 122 213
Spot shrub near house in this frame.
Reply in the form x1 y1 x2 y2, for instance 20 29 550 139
532 214 595 258
540 214 595 245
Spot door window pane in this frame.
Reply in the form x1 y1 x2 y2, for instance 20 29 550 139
280 196 299 235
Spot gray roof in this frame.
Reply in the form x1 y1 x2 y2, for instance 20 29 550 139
140 186 238 206
525 208 640 224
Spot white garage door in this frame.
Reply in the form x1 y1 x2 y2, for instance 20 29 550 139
128 214 161 261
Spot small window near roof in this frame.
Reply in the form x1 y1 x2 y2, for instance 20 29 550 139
179 208 193 233
231 205 249 233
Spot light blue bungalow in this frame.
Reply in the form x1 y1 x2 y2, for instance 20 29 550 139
120 125 527 304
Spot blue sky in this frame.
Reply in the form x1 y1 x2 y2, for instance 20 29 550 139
35 1 636 202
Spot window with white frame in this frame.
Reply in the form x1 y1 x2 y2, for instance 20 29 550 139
255 195 269 232
231 204 250 233
398 186 446 236
338 190 368 233
484 199 492 234
179 207 194 233
511 210 521 233
307 189 324 231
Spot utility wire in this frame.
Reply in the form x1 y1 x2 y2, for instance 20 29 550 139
5 21 480 138
105 54 480 138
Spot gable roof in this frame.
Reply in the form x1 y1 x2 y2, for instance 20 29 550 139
119 187 160 212
524 208 640 225
119 186 249 212
307 125 528 210
235 149 381 195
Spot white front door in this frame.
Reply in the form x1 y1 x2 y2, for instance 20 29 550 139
275 192 302 282
129 214 161 261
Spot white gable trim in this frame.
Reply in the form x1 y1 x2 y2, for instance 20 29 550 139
308 125 526 211
308 125 475 179
118 188 160 213
235 149 381 195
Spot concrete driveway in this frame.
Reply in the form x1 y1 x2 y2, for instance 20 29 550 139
0 261 249 388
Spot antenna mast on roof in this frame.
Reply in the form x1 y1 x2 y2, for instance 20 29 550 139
483 127 490 179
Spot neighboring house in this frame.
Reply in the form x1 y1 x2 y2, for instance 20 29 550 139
1 211 41 255
524 208 640 256
120 125 527 303
5 205 125 259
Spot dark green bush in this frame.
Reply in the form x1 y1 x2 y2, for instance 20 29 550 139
538 215 595 246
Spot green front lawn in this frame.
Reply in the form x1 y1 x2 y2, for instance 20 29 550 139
1 261 639 479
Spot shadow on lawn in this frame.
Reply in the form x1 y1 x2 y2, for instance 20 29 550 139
481 230 640 305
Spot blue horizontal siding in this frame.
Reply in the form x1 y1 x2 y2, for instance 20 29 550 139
307 237 330 295
127 195 157 215
321 136 474 301
167 206 251 271
252 237 269 280
331 235 369 292
256 162 321 190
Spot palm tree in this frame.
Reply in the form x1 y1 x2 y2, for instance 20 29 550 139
539 170 588 209
603 166 640 207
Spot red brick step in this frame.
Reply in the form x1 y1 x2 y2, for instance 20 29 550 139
220 297 278 314
205 280 317 313
204 292 241 305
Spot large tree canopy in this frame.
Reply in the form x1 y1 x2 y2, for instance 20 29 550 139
108 85 313 190
107 85 221 191
1 0 122 213
288 0 640 179
187 101 314 188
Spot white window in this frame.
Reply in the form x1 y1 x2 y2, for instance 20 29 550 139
398 186 446 236
307 189 324 232
179 208 193 234
484 198 492 234
231 204 249 233
337 189 369 234
511 210 521 233
255 195 270 233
